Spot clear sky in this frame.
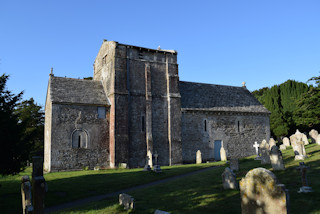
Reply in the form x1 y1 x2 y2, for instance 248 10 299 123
1 1 320 107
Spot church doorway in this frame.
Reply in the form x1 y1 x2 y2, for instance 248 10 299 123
214 140 222 161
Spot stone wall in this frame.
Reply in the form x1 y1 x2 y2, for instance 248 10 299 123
44 84 52 172
181 110 270 163
49 103 109 171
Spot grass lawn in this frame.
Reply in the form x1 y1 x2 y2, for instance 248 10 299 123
56 143 320 214
0 161 223 213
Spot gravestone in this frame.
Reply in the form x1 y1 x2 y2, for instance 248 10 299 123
119 193 135 210
316 135 320 145
196 150 202 164
296 162 313 193
220 147 227 161
289 134 297 147
302 133 309 145
270 146 285 170
21 176 33 214
230 159 239 171
153 151 162 173
32 156 46 214
292 141 307 160
283 137 290 147
279 144 287 150
260 140 271 164
269 138 276 149
253 142 261 160
294 129 308 145
221 167 238 189
309 129 318 144
240 168 289 214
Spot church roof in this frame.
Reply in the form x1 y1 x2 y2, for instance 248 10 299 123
179 81 270 114
49 76 110 106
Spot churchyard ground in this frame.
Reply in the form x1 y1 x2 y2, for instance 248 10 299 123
56 144 320 214
0 161 223 213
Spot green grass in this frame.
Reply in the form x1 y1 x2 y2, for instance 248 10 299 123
56 144 320 214
0 161 223 213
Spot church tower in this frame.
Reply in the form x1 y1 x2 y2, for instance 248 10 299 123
93 40 182 167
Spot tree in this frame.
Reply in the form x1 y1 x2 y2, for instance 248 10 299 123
15 98 44 158
0 74 31 175
294 75 320 130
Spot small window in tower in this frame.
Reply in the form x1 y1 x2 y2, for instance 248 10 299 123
141 115 145 132
238 121 240 132
97 107 106 119
204 119 207 132
102 55 107 65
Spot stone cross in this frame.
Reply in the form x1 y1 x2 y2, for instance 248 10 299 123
154 151 159 166
253 142 259 156
296 162 313 193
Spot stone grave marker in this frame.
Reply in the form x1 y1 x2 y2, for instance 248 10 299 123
309 129 318 144
283 137 290 147
230 159 239 171
260 140 271 164
32 156 46 214
221 167 238 189
220 147 227 161
119 193 135 210
269 138 276 149
289 134 297 147
196 150 202 164
292 141 307 160
270 146 285 170
240 168 289 214
253 141 261 160
21 176 33 214
316 135 320 145
153 151 162 173
302 133 309 145
279 144 286 150
296 162 313 193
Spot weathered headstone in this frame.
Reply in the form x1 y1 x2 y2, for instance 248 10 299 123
292 141 307 160
279 144 287 150
296 162 313 193
32 156 46 214
316 135 320 145
119 193 135 210
230 159 239 171
269 138 276 149
294 129 308 145
309 129 318 144
240 168 289 214
21 176 33 214
283 137 290 147
220 147 227 161
153 151 162 173
302 133 309 145
196 150 202 164
221 167 238 189
270 146 285 170
289 134 297 147
154 210 171 214
260 140 271 164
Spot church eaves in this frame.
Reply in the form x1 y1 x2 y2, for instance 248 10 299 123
49 76 110 106
179 81 270 114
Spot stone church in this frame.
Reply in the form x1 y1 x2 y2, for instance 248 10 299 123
44 40 270 172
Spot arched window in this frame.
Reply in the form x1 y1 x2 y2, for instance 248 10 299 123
72 129 88 148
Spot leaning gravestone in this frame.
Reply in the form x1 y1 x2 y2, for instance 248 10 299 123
260 140 271 164
283 137 290 147
196 150 202 164
270 146 285 170
269 138 276 149
230 159 239 171
309 129 318 144
21 176 33 214
220 147 227 161
119 193 135 210
292 141 307 160
222 167 238 189
240 168 289 214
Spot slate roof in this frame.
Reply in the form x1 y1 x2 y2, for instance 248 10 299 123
179 81 270 114
49 76 110 106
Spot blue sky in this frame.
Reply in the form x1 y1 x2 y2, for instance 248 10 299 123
1 1 320 106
